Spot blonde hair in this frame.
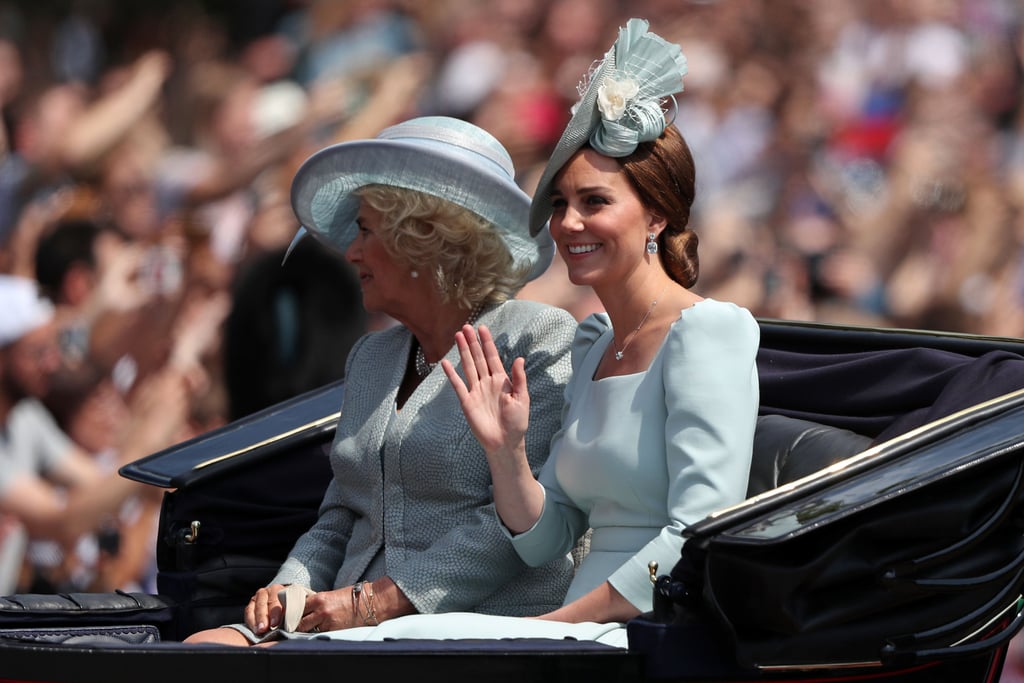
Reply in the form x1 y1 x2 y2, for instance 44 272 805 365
355 185 530 309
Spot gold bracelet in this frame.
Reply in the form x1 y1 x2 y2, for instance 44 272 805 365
362 581 379 626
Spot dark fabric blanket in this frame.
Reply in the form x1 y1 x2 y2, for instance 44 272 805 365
757 347 1024 443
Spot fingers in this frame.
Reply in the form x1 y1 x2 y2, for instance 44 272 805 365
446 324 526 396
440 358 468 401
453 326 478 389
467 326 489 380
443 326 492 403
510 356 528 396
266 590 283 631
245 585 285 634
296 613 321 634
243 592 260 632
478 326 507 378
458 325 502 380
295 587 349 633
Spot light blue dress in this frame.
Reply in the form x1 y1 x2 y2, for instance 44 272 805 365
513 299 760 611
295 299 759 647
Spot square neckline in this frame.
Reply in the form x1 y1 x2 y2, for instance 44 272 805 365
589 299 708 382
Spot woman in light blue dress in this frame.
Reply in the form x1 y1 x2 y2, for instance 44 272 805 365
443 16 758 635
277 18 759 648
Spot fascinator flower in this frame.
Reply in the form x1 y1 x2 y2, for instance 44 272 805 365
529 18 689 235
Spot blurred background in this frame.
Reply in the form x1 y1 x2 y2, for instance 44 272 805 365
4 0 1024 649
8 0 1024 343
11 0 1024 676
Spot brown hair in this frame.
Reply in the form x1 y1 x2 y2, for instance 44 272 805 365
615 125 699 287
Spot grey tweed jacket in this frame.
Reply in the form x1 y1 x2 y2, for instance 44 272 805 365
272 299 577 616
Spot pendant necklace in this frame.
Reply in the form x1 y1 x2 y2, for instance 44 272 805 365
613 284 668 361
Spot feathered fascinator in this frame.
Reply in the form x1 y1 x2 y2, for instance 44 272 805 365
528 18 688 236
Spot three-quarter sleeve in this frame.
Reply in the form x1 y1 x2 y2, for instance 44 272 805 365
509 314 609 566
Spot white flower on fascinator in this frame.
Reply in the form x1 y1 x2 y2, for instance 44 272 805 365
527 19 689 236
597 76 639 121
587 19 688 157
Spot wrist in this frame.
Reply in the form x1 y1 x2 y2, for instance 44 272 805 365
366 576 416 623
486 443 531 473
351 581 379 626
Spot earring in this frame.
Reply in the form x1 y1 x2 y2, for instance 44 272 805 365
646 232 659 255
410 270 419 279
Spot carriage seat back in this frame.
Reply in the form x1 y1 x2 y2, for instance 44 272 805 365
747 414 873 498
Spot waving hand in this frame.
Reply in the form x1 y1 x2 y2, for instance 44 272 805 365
441 324 543 533
442 324 530 455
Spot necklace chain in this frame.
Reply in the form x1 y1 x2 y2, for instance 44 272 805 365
613 285 668 361
414 303 485 378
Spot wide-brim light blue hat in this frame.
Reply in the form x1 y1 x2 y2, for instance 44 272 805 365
528 18 688 236
291 116 553 281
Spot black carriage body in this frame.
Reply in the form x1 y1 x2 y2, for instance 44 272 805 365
1 319 1024 683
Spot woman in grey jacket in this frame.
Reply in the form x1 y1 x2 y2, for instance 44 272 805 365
186 116 576 645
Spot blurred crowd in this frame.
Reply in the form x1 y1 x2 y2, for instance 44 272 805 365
1 0 1024 613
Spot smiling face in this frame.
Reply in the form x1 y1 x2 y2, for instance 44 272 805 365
548 148 665 290
345 201 416 317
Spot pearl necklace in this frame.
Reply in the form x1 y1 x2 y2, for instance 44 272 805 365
414 303 485 378
613 285 668 361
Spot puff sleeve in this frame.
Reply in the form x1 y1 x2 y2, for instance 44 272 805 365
607 301 759 608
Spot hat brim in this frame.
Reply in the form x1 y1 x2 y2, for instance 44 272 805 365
292 137 553 281
528 57 614 238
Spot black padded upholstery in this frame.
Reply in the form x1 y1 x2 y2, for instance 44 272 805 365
0 590 171 620
0 624 161 646
0 591 174 641
747 414 873 497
